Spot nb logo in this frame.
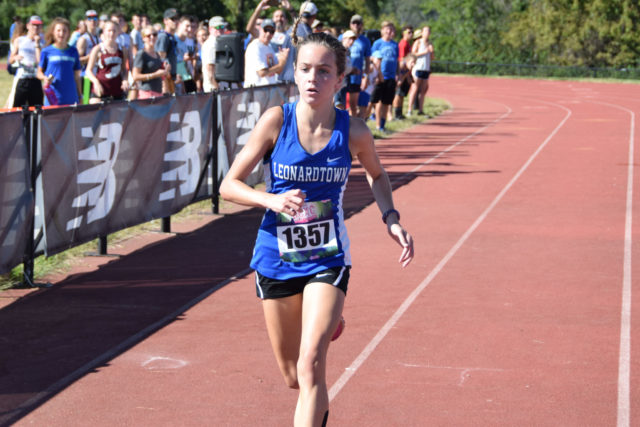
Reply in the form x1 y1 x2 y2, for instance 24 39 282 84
159 111 202 201
66 123 122 231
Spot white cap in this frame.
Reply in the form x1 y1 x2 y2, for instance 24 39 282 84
209 16 227 27
301 2 318 15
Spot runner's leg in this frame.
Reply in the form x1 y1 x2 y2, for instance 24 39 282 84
262 294 304 388
294 282 345 426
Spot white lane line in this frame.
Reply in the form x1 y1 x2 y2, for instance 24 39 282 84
329 100 572 402
593 101 636 427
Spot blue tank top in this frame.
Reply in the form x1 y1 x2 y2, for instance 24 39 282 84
250 102 352 279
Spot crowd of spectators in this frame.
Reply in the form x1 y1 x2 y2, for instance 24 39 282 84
4 4 434 132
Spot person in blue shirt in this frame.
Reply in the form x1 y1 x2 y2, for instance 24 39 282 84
220 28 413 427
339 14 371 116
37 17 82 105
370 21 399 132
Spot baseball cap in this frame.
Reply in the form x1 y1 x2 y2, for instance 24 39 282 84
99 14 108 21
301 2 318 15
342 30 357 39
209 16 227 28
28 15 43 25
350 14 363 23
163 8 179 20
311 20 323 29
85 10 98 19
261 18 276 29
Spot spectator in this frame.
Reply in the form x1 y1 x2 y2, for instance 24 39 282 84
6 20 25 77
247 0 296 83
358 59 380 119
342 14 371 117
290 1 317 38
133 26 168 99
392 53 415 119
175 16 197 93
156 8 180 94
334 30 357 110
111 13 132 56
244 19 289 87
85 20 129 103
98 14 109 36
398 25 413 60
76 10 99 67
76 10 100 103
140 14 150 30
37 17 82 106
130 13 144 58
201 16 226 92
10 15 44 107
408 26 434 116
9 16 22 40
194 25 208 92
311 20 324 33
370 21 398 132
69 20 86 47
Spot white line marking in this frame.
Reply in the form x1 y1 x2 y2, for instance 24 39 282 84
593 102 636 427
329 100 572 402
618 107 634 427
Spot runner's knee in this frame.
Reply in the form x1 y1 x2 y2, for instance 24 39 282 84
296 348 323 388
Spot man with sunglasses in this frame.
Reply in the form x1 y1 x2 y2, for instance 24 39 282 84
244 19 289 87
201 16 227 92
156 8 180 94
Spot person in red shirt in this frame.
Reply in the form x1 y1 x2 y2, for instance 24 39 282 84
397 25 413 61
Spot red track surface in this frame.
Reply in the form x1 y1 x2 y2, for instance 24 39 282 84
1 75 638 426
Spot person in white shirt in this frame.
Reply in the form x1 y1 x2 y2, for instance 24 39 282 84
10 15 44 107
243 19 288 87
201 16 227 92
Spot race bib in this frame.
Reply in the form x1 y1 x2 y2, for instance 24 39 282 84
276 200 338 263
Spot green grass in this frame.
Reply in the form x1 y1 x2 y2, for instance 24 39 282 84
368 97 450 139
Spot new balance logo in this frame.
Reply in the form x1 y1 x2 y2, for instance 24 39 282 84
66 123 122 231
159 111 202 201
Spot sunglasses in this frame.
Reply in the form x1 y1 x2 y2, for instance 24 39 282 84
263 27 275 34
214 25 225 30
351 21 363 25
143 33 157 38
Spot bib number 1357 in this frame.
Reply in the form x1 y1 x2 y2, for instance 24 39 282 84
277 220 338 262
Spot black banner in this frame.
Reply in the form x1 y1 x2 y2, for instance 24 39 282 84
217 83 297 186
40 95 214 256
0 112 33 274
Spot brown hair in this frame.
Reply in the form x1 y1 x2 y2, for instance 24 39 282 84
45 17 70 46
291 16 347 76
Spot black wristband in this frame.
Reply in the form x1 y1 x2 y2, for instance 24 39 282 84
382 208 400 224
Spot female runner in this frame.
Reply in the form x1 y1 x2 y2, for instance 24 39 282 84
219 29 413 427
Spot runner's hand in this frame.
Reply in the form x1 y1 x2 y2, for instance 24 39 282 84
388 223 413 267
268 189 306 215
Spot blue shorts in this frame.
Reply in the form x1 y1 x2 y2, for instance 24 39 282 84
358 92 370 107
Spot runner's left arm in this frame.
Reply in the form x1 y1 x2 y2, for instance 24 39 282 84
349 117 414 266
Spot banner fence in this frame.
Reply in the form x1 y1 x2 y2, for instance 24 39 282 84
0 82 296 282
